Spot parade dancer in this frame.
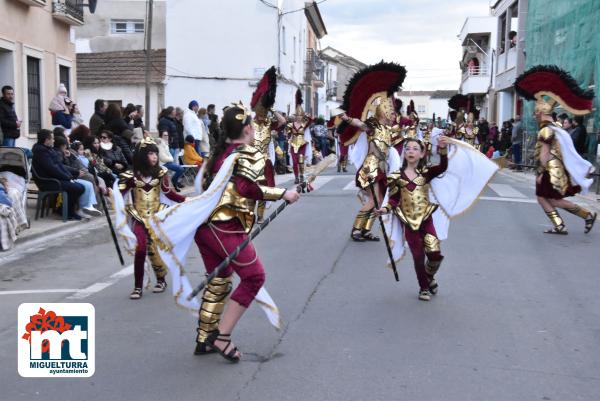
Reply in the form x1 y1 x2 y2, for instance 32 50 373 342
336 61 406 242
116 138 185 299
329 115 348 173
378 135 498 301
378 137 448 300
513 65 597 234
286 90 312 184
250 66 286 223
447 94 468 139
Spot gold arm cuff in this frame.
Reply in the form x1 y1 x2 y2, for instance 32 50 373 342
260 186 286 201
438 147 448 156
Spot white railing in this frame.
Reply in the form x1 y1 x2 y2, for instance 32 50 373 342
463 66 490 78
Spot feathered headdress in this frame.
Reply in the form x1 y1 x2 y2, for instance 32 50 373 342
250 66 277 114
338 61 407 145
448 94 469 124
514 65 594 115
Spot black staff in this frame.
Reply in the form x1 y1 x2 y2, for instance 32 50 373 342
90 162 125 265
368 180 399 281
188 154 336 300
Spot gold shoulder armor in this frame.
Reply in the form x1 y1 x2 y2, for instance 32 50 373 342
118 170 134 191
387 172 402 196
538 126 554 142
234 145 265 182
157 167 168 178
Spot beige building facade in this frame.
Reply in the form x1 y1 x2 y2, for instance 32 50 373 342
0 0 83 146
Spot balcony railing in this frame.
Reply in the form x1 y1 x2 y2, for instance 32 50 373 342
52 0 84 26
305 48 325 86
16 0 46 6
462 66 490 79
326 86 338 100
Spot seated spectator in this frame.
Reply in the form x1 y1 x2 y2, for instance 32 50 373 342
156 132 184 191
54 136 102 217
83 135 116 189
98 130 128 175
69 124 91 144
70 140 108 198
0 178 19 251
104 103 134 164
0 174 27 231
182 135 203 166
32 129 85 221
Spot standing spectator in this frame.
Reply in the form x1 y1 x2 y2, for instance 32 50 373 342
183 100 206 156
477 118 489 147
104 103 133 164
312 117 329 157
511 116 523 170
563 117 574 136
133 105 146 130
175 107 185 161
32 129 84 220
488 121 498 141
89 99 107 136
70 103 84 130
197 107 211 151
0 85 21 146
571 116 588 155
157 107 180 163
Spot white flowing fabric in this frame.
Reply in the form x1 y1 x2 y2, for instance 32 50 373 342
349 131 368 169
303 128 313 165
145 153 282 327
193 161 208 195
112 181 138 255
382 137 498 264
549 125 595 194
387 147 401 173
429 127 445 154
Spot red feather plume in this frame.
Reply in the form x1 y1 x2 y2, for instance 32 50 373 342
250 66 277 110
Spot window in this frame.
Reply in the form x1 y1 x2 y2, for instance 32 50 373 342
293 36 296 63
499 12 507 53
417 105 426 114
281 26 286 55
27 56 41 134
59 65 70 95
110 19 144 34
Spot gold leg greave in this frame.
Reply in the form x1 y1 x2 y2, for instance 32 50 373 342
545 210 566 230
363 209 377 232
148 239 168 280
352 211 369 231
196 276 233 344
257 201 266 220
564 205 591 220
425 259 442 277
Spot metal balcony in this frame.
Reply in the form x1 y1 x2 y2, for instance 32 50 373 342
15 0 46 6
52 0 84 26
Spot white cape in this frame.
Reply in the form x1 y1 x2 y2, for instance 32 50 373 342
550 125 595 194
348 131 400 174
143 154 282 328
383 138 499 264
304 127 313 165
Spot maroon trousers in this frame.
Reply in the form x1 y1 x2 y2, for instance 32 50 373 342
290 144 307 178
403 217 443 290
194 220 265 308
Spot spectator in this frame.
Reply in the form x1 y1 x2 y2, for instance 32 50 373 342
98 130 128 175
557 112 569 128
198 107 212 151
511 116 523 170
133 105 146 130
175 107 186 159
477 118 489 147
312 117 329 157
49 85 73 132
83 135 116 188
571 116 587 155
184 100 207 157
156 131 184 191
509 31 517 48
123 103 138 128
0 85 21 146
182 134 203 166
69 140 108 201
32 129 84 220
69 124 91 144
70 103 84 129
54 135 102 217
104 103 133 164
157 106 181 162
89 99 107 136
563 117 573 135
488 121 498 141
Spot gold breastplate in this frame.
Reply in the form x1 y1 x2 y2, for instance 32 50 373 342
405 126 418 139
393 174 438 231
127 178 165 226
370 124 393 156
288 124 307 152
534 125 568 194
252 120 272 157
209 181 256 233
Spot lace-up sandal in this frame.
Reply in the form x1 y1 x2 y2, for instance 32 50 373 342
129 288 142 300
351 229 366 242
361 231 380 241
543 226 568 235
152 280 167 293
585 212 597 234
207 331 241 363
193 342 216 355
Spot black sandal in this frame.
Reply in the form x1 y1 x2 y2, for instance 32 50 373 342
207 331 241 363
351 229 366 242
361 231 380 241
193 342 216 355
428 278 438 295
543 226 568 235
585 212 597 234
129 288 142 300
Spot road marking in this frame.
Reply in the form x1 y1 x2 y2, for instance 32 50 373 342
66 264 133 300
0 289 80 296
488 183 527 198
309 176 336 191
343 180 356 191
480 196 537 204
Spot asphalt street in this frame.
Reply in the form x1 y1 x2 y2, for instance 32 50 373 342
1 166 599 401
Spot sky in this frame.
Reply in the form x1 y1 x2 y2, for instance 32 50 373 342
318 0 491 91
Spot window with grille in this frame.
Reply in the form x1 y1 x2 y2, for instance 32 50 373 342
27 56 41 134
110 19 144 34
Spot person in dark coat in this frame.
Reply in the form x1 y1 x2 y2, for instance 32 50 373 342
157 106 181 162
98 130 128 175
0 85 20 146
32 129 84 220
89 99 107 137
104 103 134 164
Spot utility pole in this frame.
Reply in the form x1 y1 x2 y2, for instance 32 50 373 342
144 0 154 129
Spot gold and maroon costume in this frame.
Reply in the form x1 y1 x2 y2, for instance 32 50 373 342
286 121 310 182
194 143 286 351
119 167 185 289
384 147 448 292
